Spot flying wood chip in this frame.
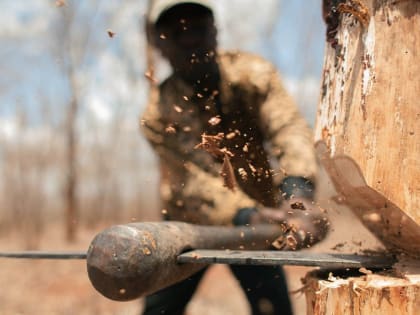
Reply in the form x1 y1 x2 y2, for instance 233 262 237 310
55 0 66 7
195 133 237 191
144 70 157 84
107 30 116 38
220 154 237 191
208 116 221 126
194 133 225 158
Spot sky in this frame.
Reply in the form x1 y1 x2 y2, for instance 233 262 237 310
0 0 326 135
0 0 328 221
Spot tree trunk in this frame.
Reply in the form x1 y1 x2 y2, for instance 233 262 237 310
306 1 420 314
315 0 420 256
304 262 420 315
65 78 79 242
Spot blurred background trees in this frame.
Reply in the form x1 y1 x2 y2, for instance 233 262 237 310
0 0 325 246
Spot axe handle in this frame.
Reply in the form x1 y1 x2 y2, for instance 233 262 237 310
87 221 282 301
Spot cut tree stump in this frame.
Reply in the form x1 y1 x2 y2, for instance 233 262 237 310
306 0 420 314
304 262 420 315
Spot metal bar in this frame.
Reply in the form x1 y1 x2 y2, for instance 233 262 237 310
0 249 396 269
178 250 396 269
0 251 87 260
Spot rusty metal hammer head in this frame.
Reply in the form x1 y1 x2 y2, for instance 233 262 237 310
87 221 281 301
86 222 206 301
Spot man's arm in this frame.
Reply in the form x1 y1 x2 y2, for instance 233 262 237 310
143 108 329 244
238 56 329 247
141 105 261 225
258 71 318 187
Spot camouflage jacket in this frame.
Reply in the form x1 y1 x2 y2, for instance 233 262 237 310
141 51 318 225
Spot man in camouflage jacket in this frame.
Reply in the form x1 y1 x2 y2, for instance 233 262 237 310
141 1 329 314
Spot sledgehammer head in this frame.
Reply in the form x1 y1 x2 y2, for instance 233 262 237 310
87 221 282 301
86 222 206 301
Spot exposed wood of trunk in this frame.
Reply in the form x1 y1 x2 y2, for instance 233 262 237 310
304 263 420 315
306 1 420 314
314 0 420 256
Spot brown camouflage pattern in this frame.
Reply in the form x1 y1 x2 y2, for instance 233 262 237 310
141 51 318 225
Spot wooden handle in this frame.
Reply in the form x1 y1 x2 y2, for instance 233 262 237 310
87 221 282 301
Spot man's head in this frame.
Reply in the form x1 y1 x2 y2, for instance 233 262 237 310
147 0 218 82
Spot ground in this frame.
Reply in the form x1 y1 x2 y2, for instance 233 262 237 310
0 222 309 315
0 178 382 315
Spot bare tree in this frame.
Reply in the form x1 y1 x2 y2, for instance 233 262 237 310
51 0 100 241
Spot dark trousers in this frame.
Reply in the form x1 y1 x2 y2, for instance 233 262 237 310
142 265 293 315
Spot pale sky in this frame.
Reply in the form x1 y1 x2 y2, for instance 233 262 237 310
0 0 326 129
0 0 328 221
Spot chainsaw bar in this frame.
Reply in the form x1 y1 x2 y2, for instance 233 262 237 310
178 250 396 269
